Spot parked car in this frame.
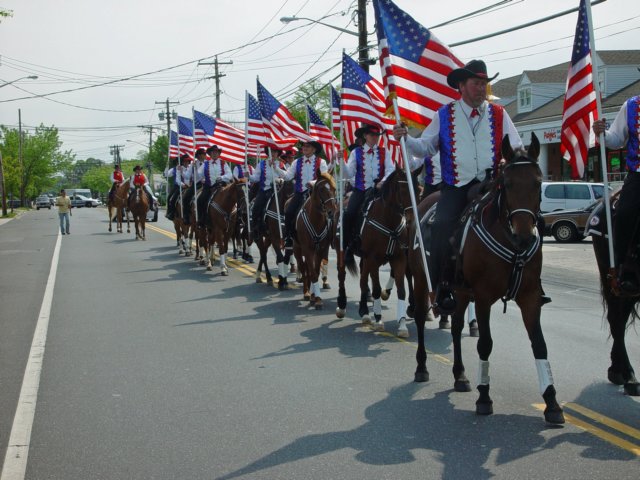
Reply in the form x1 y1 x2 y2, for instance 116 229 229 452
146 202 159 222
70 194 101 208
36 195 52 210
542 200 600 243
540 181 605 213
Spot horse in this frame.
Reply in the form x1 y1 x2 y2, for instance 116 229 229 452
292 172 337 309
231 182 255 264
411 133 564 424
202 181 240 275
591 194 640 396
253 179 294 289
128 185 149 241
171 189 196 256
108 181 130 234
338 167 415 337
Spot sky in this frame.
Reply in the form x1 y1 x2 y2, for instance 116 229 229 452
0 0 638 163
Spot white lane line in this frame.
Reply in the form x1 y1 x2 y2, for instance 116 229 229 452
1 233 62 480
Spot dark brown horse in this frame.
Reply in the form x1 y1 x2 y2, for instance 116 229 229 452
128 185 149 240
339 167 415 337
171 188 196 256
410 133 564 424
108 181 130 233
231 182 255 264
592 194 640 396
202 181 240 275
293 173 337 309
254 179 294 289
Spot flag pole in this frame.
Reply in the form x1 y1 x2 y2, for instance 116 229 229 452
191 108 199 225
176 115 183 220
338 109 345 268
268 145 284 249
392 98 433 293
243 91 252 242
585 0 615 279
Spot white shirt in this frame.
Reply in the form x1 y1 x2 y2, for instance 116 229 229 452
345 145 394 190
249 160 277 190
197 159 233 185
602 99 634 149
275 155 328 192
165 165 190 186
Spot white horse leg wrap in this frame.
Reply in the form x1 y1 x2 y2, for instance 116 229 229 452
277 262 285 277
535 359 554 394
396 299 406 321
320 262 328 278
313 281 321 297
373 298 382 316
220 253 226 266
385 275 395 290
477 360 490 386
467 302 476 324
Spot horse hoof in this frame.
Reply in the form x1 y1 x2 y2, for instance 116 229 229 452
624 382 640 396
255 277 263 284
454 379 472 392
361 315 372 325
380 289 391 301
178 250 184 255
303 294 311 301
607 368 625 386
426 309 436 322
469 320 479 337
406 305 415 319
278 282 285 291
475 401 493 415
200 259 206 266
544 407 565 424
373 322 385 332
206 265 212 271
267 278 273 286
315 303 322 310
336 307 345 319
439 319 451 330
221 270 228 276
397 327 409 338
414 371 429 383
322 283 331 290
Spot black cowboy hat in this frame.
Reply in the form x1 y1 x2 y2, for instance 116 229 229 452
206 145 222 154
355 123 383 139
133 165 142 172
280 148 296 157
446 59 499 89
195 147 207 156
179 153 191 163
301 140 323 156
114 164 121 169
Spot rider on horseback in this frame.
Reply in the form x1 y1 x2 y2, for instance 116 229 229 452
593 96 640 293
275 140 328 249
343 123 395 264
109 164 124 201
129 165 157 205
249 149 281 235
196 145 232 227
181 148 206 224
165 154 191 220
394 59 523 314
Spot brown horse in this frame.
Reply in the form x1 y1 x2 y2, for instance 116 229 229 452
254 179 294 289
231 182 255 264
128 185 149 240
171 188 195 256
592 194 640 396
339 167 415 336
293 172 337 309
202 181 240 275
411 133 564 424
108 181 130 233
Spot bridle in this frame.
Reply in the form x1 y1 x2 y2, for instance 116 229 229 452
498 159 541 236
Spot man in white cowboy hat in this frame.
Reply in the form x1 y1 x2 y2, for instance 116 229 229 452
393 59 522 313
274 139 328 249
342 123 395 262
196 144 233 227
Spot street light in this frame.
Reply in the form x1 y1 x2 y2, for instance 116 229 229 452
0 75 38 88
280 16 359 37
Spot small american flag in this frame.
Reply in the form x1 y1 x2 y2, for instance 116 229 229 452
560 0 598 180
373 0 463 128
177 116 194 158
169 130 179 158
257 80 314 147
307 104 337 161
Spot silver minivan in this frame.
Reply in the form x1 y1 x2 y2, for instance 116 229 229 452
540 182 605 213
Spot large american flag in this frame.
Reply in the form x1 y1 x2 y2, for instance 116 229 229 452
193 110 249 165
169 130 179 158
560 0 598 180
177 116 194 158
246 92 272 149
340 53 400 161
257 80 314 147
373 0 462 128
307 104 337 161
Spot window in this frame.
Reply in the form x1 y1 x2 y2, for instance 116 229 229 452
592 185 604 199
545 184 564 199
565 184 590 200
519 87 531 109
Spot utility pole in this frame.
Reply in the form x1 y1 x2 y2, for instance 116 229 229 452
0 151 6 216
18 108 23 207
357 0 370 72
138 125 161 191
198 56 233 118
109 145 124 167
155 98 179 197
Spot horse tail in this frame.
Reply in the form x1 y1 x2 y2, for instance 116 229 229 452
345 253 359 277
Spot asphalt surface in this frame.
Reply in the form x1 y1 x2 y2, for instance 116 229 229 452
1 208 639 479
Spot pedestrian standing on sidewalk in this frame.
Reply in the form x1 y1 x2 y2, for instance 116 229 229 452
56 189 72 235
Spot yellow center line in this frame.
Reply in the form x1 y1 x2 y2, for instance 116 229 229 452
564 402 640 441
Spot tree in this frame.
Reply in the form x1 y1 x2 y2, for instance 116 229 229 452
284 79 333 130
150 135 169 173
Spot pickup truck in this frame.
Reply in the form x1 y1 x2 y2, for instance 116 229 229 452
36 195 52 210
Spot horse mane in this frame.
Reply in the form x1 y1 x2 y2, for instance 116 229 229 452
318 172 336 190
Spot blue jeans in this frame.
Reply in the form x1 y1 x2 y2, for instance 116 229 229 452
59 212 70 233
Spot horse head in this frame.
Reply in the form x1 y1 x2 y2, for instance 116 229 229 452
381 166 416 220
499 132 542 252
313 172 337 215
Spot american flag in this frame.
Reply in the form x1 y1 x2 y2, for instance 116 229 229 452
169 130 179 158
177 116 194 158
193 109 215 150
257 80 314 147
331 85 341 132
560 0 598 180
340 53 400 161
193 110 247 165
246 92 272 149
373 0 463 128
307 104 337 161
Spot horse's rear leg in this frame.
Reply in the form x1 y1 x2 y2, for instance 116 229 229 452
321 259 330 290
413 273 429 382
451 296 472 393
380 271 394 301
607 296 640 395
393 266 408 338
336 255 347 319
359 268 371 325
369 267 385 332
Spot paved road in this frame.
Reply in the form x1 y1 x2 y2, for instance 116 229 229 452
1 208 639 479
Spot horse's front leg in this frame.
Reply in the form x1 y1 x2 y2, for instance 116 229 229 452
392 259 408 338
451 293 472 393
359 263 371 325
519 294 565 424
413 270 429 382
607 296 640 395
219 233 229 276
369 264 385 332
336 252 347 319
310 250 324 310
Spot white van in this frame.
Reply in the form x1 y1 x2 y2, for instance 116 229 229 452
540 182 605 213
